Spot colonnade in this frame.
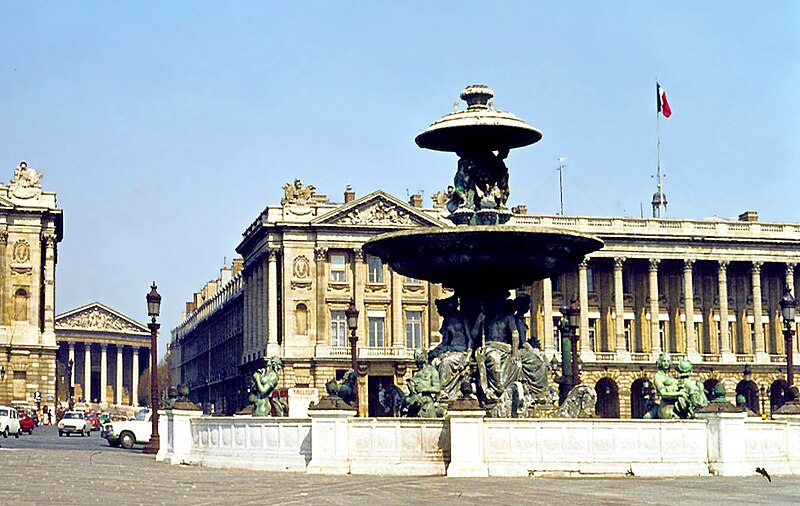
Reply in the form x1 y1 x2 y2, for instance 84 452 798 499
65 341 144 406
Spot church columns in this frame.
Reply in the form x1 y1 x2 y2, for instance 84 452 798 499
266 249 280 357
648 259 661 357
116 346 123 404
100 344 108 404
84 344 92 402
132 348 139 406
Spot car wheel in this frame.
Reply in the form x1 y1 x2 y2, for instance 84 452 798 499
28 428 33 435
15 429 20 438
86 429 91 437
2 427 7 438
119 431 135 449
58 431 63 437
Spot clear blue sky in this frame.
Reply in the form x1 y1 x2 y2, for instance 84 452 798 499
1 2 798 353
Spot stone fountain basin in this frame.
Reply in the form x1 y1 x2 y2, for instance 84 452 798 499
363 225 603 291
415 112 543 152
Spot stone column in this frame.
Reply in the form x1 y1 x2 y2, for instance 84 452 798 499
132 348 140 406
787 263 796 292
116 346 123 405
84 344 92 402
266 249 280 357
751 261 767 361
258 260 265 356
0 230 6 330
353 248 367 344
100 344 108 404
613 257 628 359
41 232 57 344
718 260 733 360
542 278 554 354
648 259 661 357
391 268 404 349
684 259 700 361
578 260 593 358
68 343 75 386
314 247 328 350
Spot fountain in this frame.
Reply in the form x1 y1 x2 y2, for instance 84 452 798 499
364 85 603 416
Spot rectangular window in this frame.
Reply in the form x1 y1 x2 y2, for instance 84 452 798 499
553 317 562 352
330 253 347 282
728 321 737 352
658 320 666 351
587 269 595 293
551 276 561 292
367 256 383 283
588 318 597 351
330 310 347 347
694 322 704 353
749 323 756 352
622 270 631 294
405 310 422 350
368 316 385 347
404 276 423 285
623 319 632 352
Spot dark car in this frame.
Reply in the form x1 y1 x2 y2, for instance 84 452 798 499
18 413 35 434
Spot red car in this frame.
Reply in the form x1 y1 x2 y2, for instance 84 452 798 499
18 413 35 434
85 412 102 431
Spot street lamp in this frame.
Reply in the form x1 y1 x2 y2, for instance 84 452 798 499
143 282 161 455
759 384 768 419
344 298 360 414
779 285 796 391
566 298 581 390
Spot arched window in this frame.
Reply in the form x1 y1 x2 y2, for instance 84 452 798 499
595 377 620 418
295 303 309 335
770 380 790 413
14 288 28 321
735 380 759 414
630 378 649 418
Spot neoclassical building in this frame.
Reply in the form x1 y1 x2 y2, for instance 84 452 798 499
0 161 63 410
54 302 151 409
171 181 800 418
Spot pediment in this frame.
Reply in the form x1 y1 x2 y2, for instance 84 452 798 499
0 194 15 209
55 302 148 334
312 191 445 228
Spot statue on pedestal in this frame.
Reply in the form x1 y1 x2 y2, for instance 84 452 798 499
404 350 443 417
249 356 286 417
644 353 707 419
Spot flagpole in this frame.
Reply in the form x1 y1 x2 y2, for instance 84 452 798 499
654 80 665 218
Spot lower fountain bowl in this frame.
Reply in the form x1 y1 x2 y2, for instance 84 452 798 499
363 225 603 291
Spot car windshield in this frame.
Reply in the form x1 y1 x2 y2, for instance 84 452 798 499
64 412 82 419
133 410 150 421
0 408 8 416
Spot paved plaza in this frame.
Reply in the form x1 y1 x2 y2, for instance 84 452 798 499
1 426 799 505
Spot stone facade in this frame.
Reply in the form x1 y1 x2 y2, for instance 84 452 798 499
0 161 63 411
54 302 150 409
171 182 800 418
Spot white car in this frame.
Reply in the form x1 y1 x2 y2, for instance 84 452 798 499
0 406 21 438
58 411 92 437
103 409 152 449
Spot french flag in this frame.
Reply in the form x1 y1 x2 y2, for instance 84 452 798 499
657 83 672 118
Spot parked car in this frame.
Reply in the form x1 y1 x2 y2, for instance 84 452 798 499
103 409 151 449
18 412 35 434
0 406 21 438
58 411 92 437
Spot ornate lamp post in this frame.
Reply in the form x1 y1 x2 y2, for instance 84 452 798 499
566 298 581 390
779 286 796 391
143 282 161 455
344 298 359 413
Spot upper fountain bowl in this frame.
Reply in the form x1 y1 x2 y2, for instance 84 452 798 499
415 85 543 153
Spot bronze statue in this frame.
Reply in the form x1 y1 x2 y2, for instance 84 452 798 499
404 350 443 417
325 369 357 406
249 356 286 416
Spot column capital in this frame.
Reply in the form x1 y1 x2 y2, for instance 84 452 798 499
613 257 626 269
267 248 280 261
787 262 797 273
684 258 695 271
578 258 588 270
100 343 108 351
353 248 365 262
751 260 763 274
649 258 661 271
314 246 328 261
718 259 730 271
41 231 57 246
0 229 8 245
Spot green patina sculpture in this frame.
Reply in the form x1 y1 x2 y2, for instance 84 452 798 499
708 383 728 403
325 369 357 406
405 349 443 417
249 356 286 417
644 353 708 419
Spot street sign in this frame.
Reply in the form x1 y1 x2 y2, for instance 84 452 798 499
34 391 42 403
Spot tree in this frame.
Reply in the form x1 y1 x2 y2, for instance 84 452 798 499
137 350 172 407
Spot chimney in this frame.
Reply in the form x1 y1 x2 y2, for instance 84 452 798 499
512 204 527 215
344 185 355 204
738 210 758 222
185 301 196 314
232 257 243 276
409 193 423 208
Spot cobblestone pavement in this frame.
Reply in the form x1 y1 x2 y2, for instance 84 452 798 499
1 426 798 505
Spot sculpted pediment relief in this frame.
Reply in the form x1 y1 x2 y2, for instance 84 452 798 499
55 303 148 334
313 191 444 228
